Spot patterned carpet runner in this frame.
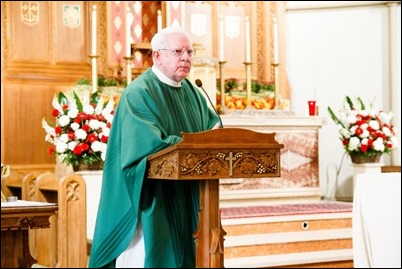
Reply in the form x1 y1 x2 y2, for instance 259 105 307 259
221 201 353 219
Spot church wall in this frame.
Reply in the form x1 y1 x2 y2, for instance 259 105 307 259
1 1 288 174
285 1 401 200
1 1 93 171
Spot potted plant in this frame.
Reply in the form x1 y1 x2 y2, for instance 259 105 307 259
42 91 115 171
327 96 398 163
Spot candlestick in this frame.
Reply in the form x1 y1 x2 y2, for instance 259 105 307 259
89 55 99 93
91 5 97 55
273 17 279 63
126 7 132 57
157 10 162 32
244 61 252 109
272 63 280 109
219 15 224 61
124 56 134 84
245 17 251 62
218 61 228 114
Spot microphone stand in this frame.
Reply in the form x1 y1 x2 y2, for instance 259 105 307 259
195 79 224 128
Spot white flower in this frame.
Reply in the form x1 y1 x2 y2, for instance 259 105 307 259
55 141 68 154
68 108 79 119
70 122 80 131
89 119 101 130
368 120 380 130
373 137 385 152
59 133 69 143
91 141 103 152
83 104 95 115
68 141 78 151
75 129 87 140
382 126 393 137
42 90 116 167
58 115 71 127
328 95 399 156
348 136 360 151
360 128 370 139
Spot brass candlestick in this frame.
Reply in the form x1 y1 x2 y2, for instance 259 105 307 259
272 62 280 109
244 61 252 109
218 60 228 114
89 54 99 93
124 56 134 84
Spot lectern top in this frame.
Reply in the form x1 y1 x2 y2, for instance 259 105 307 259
148 128 284 162
180 127 281 146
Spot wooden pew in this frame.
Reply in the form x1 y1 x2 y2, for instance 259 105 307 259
2 171 88 268
35 172 87 268
1 170 27 199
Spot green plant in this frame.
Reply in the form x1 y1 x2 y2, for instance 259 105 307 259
76 75 128 88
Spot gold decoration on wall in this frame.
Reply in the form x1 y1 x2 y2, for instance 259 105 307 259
21 1 40 27
97 1 108 77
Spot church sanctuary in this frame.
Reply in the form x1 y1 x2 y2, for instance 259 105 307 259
1 1 401 268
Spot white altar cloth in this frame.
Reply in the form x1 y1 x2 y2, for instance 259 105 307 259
353 172 401 268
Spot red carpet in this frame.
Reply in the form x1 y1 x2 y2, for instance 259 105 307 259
220 201 352 219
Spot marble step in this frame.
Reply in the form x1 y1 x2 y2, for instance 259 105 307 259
222 212 352 235
224 228 352 258
224 249 353 268
221 207 353 268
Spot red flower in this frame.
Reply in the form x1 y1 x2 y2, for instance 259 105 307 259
87 133 98 143
52 109 60 117
55 126 62 134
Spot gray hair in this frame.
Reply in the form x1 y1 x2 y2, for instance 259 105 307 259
151 27 192 51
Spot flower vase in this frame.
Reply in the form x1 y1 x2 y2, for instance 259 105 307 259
75 169 103 241
73 161 104 172
349 152 382 164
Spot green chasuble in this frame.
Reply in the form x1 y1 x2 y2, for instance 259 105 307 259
88 68 220 268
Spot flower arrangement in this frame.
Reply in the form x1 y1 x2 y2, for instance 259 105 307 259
216 78 276 110
42 91 115 169
327 96 398 159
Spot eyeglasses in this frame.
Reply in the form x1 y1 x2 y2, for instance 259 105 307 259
158 48 196 57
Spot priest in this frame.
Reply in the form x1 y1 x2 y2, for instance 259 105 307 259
88 27 221 268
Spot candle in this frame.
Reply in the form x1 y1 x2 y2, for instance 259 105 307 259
157 10 162 32
219 15 224 61
273 17 279 63
245 16 251 62
91 5 97 55
126 7 131 57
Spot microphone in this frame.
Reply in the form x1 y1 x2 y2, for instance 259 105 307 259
195 79 224 128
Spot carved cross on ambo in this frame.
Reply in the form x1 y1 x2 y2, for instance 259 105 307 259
225 152 236 177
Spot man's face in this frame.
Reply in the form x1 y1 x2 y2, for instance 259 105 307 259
154 33 194 82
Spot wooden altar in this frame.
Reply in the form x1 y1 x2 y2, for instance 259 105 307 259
147 128 284 268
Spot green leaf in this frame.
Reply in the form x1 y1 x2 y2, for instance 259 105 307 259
327 106 346 129
345 96 354 110
90 91 100 105
72 91 83 111
57 92 69 106
357 97 365 110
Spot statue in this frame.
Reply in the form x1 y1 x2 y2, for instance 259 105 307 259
1 163 10 202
